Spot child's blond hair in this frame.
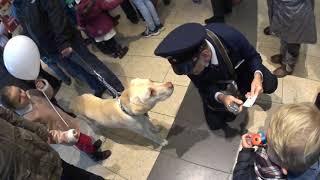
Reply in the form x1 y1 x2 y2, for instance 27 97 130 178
268 103 320 172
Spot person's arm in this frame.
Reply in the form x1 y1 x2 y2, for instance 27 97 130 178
236 32 263 74
35 79 54 99
235 32 264 97
48 129 79 144
39 0 73 52
190 77 221 105
0 106 49 141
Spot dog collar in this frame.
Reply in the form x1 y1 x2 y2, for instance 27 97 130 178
117 98 149 117
117 98 134 116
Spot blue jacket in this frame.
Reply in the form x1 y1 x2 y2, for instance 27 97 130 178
188 23 263 105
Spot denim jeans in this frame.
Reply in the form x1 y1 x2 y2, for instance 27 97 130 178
131 0 160 31
54 37 124 95
42 56 71 83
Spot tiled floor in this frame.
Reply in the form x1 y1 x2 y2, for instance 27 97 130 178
52 0 320 180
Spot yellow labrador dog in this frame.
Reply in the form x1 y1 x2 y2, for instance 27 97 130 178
70 78 174 146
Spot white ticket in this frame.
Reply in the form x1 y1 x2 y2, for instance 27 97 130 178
243 95 257 108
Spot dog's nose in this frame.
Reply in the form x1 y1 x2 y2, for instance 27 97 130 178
165 82 174 89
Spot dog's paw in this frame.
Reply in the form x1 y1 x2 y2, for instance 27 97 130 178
160 139 168 146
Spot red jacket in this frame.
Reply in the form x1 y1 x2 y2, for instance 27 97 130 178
76 0 122 38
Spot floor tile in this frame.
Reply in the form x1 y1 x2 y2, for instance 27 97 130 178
293 55 320 81
102 136 160 180
120 56 170 82
306 44 320 58
160 85 242 173
127 38 163 57
151 85 188 117
257 78 283 104
245 103 282 133
148 153 230 180
226 0 258 46
130 111 176 150
282 76 320 104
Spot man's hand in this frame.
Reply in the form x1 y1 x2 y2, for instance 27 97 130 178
241 133 253 148
219 94 243 113
248 72 263 98
61 47 73 58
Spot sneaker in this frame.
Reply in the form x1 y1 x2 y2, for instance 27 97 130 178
156 24 165 32
90 150 112 162
141 28 160 38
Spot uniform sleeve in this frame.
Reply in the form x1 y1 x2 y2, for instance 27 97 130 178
99 0 123 10
0 106 49 141
40 0 73 52
236 32 263 73
190 78 221 104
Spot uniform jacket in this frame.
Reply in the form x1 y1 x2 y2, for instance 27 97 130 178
76 0 122 38
188 23 269 106
0 107 62 180
13 0 77 53
267 0 317 44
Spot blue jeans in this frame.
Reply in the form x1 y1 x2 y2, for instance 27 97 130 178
42 56 71 83
54 37 124 94
132 0 160 31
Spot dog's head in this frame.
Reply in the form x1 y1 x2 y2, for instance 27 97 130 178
120 78 174 115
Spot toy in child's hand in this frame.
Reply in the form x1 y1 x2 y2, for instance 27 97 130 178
251 130 267 146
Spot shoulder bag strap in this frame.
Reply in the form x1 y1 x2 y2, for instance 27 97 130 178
205 29 237 80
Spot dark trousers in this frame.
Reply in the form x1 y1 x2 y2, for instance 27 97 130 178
51 36 124 95
280 39 301 67
202 64 278 130
121 0 139 22
210 0 233 17
61 160 104 180
95 38 120 55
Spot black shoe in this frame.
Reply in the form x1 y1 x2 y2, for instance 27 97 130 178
204 16 225 24
90 150 112 162
93 139 103 150
129 17 139 24
117 46 129 59
163 0 170 5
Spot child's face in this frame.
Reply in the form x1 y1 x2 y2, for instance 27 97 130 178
8 86 30 109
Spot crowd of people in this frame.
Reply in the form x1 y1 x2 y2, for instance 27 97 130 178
0 0 319 179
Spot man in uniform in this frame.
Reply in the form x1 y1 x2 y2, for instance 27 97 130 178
154 23 278 131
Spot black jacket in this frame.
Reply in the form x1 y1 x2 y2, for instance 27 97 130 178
0 107 62 180
13 0 77 54
233 148 257 180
